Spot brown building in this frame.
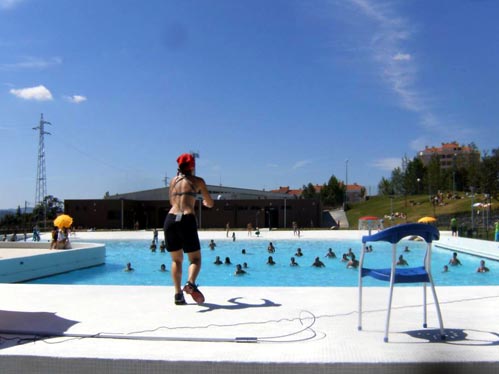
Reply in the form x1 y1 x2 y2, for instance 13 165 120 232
272 183 367 204
64 185 323 230
418 142 480 170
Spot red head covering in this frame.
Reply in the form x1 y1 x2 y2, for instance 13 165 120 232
177 153 195 171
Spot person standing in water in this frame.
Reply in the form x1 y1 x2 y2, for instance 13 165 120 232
164 153 214 305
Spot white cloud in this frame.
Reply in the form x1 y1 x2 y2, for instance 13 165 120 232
292 160 312 169
0 0 23 10
65 95 87 104
0 56 62 70
348 0 443 128
370 158 401 171
10 85 53 101
393 53 411 61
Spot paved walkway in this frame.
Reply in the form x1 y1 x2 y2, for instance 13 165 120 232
0 284 498 373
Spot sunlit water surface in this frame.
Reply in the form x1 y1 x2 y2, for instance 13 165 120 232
27 239 498 287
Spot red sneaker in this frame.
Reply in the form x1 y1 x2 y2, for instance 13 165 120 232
183 282 205 304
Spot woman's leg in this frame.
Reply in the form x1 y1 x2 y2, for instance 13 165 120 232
186 250 202 285
169 250 184 294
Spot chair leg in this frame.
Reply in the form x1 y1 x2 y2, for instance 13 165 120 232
428 276 446 340
423 283 427 328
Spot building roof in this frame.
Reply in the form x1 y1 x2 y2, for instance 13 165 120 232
421 142 478 155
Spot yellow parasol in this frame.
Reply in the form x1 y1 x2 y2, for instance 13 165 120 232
54 214 73 229
418 216 437 223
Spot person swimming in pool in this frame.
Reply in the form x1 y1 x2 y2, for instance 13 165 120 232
476 260 490 273
397 254 408 266
325 248 336 258
234 264 246 275
449 252 462 266
312 257 325 268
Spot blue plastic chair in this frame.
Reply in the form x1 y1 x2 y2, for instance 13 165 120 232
357 223 445 342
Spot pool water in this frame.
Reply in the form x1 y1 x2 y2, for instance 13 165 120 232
27 239 498 287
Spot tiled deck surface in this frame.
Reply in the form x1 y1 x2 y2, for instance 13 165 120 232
0 229 497 373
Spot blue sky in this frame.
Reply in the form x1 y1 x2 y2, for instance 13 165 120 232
1 0 498 209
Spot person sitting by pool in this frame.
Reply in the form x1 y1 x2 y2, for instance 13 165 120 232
124 262 134 272
477 260 490 273
449 252 462 266
150 240 157 252
234 264 246 275
442 265 449 273
267 256 276 265
224 257 232 265
346 254 359 269
312 257 325 268
267 242 275 253
397 254 408 266
160 264 167 272
208 239 216 250
160 241 166 252
255 227 260 237
56 228 71 249
341 253 349 262
290 257 299 266
214 256 222 265
403 246 410 252
295 248 303 257
325 248 336 258
50 227 58 249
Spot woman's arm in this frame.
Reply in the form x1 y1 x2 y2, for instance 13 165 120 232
197 177 214 208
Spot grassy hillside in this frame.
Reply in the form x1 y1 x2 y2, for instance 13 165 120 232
345 194 496 231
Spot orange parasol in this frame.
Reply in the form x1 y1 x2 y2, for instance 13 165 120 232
418 216 437 223
54 214 73 229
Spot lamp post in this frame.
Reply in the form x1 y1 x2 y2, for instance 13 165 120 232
390 195 394 218
283 198 287 229
344 159 349 210
470 186 475 234
452 153 457 195
416 178 421 195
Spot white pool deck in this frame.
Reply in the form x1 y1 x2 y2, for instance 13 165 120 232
0 229 498 373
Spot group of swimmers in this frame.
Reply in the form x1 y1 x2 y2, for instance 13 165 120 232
124 262 168 273
443 252 490 273
208 240 367 275
208 241 492 277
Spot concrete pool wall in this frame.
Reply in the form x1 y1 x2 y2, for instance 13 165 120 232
0 242 106 283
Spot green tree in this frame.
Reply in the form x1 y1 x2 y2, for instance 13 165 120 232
301 183 318 199
378 177 392 196
404 157 425 195
480 149 499 200
320 175 344 207
33 195 64 223
390 167 405 195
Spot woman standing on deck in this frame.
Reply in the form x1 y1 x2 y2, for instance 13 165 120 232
164 153 214 305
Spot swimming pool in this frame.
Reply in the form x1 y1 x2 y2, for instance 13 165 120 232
27 238 497 287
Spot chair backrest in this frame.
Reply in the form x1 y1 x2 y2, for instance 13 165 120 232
362 223 439 245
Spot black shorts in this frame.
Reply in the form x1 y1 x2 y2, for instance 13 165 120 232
163 214 200 253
